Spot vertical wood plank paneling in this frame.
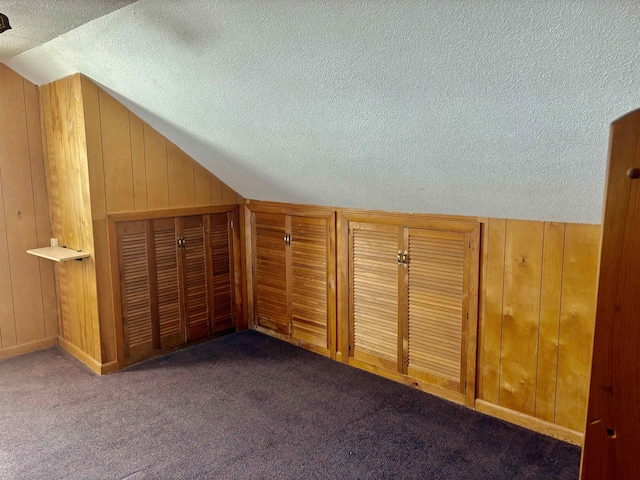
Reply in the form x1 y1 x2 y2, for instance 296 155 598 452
211 175 222 205
499 220 544 416
99 89 134 214
221 182 237 205
144 124 169 210
93 218 116 362
24 79 58 340
80 76 106 221
0 164 16 348
535 222 565 422
482 218 507 404
194 163 212 206
0 66 45 345
130 114 148 211
555 223 600 431
167 142 195 208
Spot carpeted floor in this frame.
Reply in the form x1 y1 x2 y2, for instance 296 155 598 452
0 331 580 479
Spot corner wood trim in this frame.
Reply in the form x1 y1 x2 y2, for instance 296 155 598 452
58 336 116 375
475 399 584 446
0 336 58 360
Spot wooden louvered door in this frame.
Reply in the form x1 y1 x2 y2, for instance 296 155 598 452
403 228 473 396
253 213 291 335
117 221 157 363
349 222 402 371
290 216 330 350
207 213 235 333
178 216 210 341
152 218 184 349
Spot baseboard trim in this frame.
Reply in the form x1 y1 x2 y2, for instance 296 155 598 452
475 399 584 446
0 336 58 360
58 337 103 375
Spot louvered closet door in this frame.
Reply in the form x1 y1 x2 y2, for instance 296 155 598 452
117 221 156 362
253 213 290 335
179 216 210 341
350 222 402 371
153 218 184 348
404 228 469 394
208 213 235 333
290 216 328 349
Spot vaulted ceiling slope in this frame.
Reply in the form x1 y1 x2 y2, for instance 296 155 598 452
0 1 137 60
5 1 640 223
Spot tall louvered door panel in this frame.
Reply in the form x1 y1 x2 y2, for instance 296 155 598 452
349 222 402 371
117 221 157 363
152 218 184 349
178 216 210 341
253 213 291 335
290 216 330 351
207 213 235 333
404 228 474 398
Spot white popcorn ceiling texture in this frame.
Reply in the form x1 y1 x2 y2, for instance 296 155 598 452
0 1 137 60
6 1 640 223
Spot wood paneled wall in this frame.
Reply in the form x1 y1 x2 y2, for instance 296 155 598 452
477 218 601 439
39 73 242 370
0 65 58 359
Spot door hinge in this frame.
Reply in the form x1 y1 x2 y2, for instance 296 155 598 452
348 344 351 353
230 221 234 229
466 312 469 320
468 241 471 248
464 381 467 389
348 227 351 235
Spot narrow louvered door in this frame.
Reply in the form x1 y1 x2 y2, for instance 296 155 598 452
153 218 184 349
290 216 329 350
207 213 235 333
349 222 402 371
178 216 210 341
253 213 290 334
117 221 157 363
404 228 473 395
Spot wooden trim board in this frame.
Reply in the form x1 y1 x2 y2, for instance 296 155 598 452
0 336 58 360
476 399 583 446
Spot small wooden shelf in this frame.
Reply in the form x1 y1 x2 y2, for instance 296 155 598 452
27 246 91 262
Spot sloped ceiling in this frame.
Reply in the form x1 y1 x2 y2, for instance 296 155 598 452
5 1 640 223
0 1 137 60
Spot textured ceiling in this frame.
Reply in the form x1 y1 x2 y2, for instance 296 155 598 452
0 1 137 60
5 1 640 223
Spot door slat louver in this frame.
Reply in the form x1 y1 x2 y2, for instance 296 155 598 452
118 223 154 361
153 219 183 347
254 213 289 334
182 217 209 340
210 213 234 332
351 223 400 369
291 217 327 348
407 230 466 392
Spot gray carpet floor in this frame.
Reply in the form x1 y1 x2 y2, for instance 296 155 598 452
0 331 580 479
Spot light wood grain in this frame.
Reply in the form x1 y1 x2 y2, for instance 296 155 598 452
195 163 212 206
499 220 544 416
555 224 600 432
535 222 565 423
144 124 169 210
130 113 148 211
168 142 195 208
221 182 237 205
482 218 507 404
99 88 134 214
581 108 640 479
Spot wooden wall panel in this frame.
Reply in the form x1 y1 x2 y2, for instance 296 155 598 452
555 224 599 431
535 222 565 423
167 142 195 208
144 125 169 210
477 217 601 437
221 182 237 205
195 164 212 206
130 114 148 211
0 65 58 358
499 220 544 416
482 218 506 404
99 89 134 214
